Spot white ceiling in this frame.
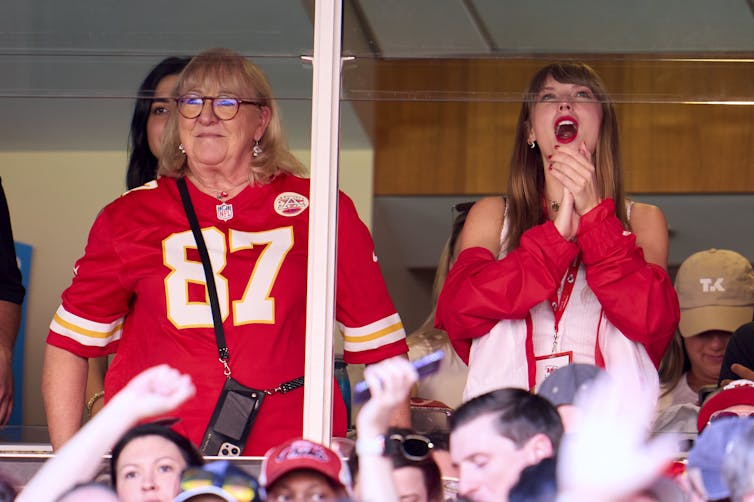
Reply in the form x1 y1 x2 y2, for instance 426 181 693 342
0 0 751 151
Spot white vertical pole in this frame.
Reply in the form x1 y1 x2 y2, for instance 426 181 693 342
303 0 342 444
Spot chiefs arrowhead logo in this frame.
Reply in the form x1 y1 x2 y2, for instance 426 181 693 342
274 192 309 217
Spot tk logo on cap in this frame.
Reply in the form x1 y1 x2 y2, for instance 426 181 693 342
699 277 725 292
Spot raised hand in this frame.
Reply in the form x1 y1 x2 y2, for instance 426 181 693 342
18 364 195 502
356 356 418 439
557 363 676 500
109 364 195 422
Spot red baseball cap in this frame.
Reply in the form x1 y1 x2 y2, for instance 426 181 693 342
697 379 754 432
259 438 351 491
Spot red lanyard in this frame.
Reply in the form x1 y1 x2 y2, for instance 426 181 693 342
548 256 580 353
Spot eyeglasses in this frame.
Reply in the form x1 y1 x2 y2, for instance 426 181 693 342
176 95 264 121
451 201 474 226
387 433 434 461
450 202 474 229
452 202 474 217
709 410 754 423
180 466 258 502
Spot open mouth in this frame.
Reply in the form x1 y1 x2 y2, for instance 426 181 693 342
554 117 578 143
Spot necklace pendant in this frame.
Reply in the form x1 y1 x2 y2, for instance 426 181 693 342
216 202 234 222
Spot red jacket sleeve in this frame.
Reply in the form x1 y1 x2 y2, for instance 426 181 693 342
435 221 579 363
577 199 680 367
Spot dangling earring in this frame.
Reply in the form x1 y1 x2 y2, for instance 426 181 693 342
252 139 263 158
179 144 186 154
528 139 536 149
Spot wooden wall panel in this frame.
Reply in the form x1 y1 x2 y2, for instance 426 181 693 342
346 58 754 195
620 103 754 192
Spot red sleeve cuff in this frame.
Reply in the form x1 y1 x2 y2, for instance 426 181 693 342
46 331 117 359
521 220 580 275
576 199 635 265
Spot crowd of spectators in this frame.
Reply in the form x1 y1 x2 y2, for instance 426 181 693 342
11 352 754 502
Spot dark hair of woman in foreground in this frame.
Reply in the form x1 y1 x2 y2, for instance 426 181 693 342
126 56 191 190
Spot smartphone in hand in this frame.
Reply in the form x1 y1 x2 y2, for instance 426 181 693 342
352 350 444 404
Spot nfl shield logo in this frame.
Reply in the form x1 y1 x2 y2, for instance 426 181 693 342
216 203 234 222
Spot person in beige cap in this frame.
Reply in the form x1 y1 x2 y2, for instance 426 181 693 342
657 249 754 418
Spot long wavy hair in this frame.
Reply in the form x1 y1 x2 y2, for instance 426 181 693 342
126 56 191 190
160 48 306 183
505 62 627 252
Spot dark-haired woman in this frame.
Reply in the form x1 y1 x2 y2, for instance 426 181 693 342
436 63 679 400
111 424 204 502
126 56 191 189
19 365 195 502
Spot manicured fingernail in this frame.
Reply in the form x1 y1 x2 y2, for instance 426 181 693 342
554 145 560 149
547 155 552 159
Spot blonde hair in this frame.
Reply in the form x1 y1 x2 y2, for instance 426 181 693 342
159 48 306 183
505 62 627 252
408 239 454 350
658 331 690 396
408 205 470 350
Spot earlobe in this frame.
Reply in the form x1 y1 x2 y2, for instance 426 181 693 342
525 434 554 463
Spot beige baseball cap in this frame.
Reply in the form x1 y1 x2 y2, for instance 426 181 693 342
675 249 754 337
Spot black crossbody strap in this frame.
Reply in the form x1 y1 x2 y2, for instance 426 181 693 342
264 376 305 395
176 177 230 367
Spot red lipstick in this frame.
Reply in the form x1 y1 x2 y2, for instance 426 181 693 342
554 116 578 144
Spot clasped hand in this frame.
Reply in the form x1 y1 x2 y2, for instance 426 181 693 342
548 141 601 241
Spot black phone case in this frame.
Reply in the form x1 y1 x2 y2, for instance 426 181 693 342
200 377 265 456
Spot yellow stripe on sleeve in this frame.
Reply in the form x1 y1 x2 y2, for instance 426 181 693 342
343 321 404 344
49 306 124 347
52 313 123 339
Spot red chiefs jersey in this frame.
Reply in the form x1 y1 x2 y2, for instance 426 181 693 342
48 174 407 454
